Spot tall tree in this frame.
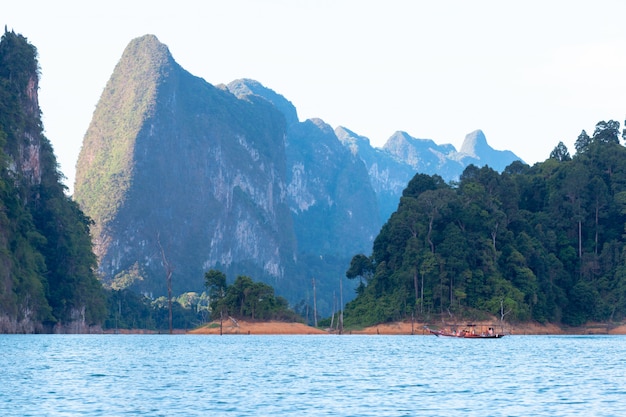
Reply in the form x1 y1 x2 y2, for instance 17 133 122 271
575 130 591 154
592 120 621 145
346 254 374 293
550 141 571 162
204 269 227 334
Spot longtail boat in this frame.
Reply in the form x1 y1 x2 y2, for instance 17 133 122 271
425 324 506 338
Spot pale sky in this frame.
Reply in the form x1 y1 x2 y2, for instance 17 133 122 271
5 1 626 193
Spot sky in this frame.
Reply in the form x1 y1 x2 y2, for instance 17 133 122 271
5 1 626 193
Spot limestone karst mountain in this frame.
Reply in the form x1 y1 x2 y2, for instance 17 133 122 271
74 36 379 313
74 35 522 315
456 129 521 171
75 35 299 300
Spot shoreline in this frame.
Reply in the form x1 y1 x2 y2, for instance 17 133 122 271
184 319 626 336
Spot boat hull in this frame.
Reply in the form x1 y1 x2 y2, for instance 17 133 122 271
426 327 506 338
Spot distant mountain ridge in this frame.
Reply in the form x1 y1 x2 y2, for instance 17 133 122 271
338 128 521 222
238 82 522 224
74 35 523 315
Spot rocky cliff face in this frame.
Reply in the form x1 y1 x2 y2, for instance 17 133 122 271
75 36 297 298
285 118 378 258
228 80 379 258
74 35 523 315
227 80 381 310
336 127 422 223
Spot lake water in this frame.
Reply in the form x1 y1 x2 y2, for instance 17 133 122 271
1 334 624 416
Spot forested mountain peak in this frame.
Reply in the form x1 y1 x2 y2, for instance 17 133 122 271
0 30 105 333
74 34 177 256
0 29 42 186
344 123 626 328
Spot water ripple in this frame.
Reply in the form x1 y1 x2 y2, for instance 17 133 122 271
1 334 625 416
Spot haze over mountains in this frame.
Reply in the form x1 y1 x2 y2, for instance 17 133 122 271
73 35 521 314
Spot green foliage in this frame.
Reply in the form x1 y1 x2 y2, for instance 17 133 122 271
74 35 171 238
550 141 571 162
204 269 227 302
345 121 626 327
110 262 144 290
103 290 209 331
346 254 374 294
205 269 301 322
0 30 106 332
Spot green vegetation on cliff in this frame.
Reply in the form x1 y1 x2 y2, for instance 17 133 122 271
0 30 105 332
344 121 626 328
74 35 171 240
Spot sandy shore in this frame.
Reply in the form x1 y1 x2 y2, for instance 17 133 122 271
187 319 626 335
188 320 327 335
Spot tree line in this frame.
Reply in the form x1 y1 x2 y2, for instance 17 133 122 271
343 120 626 328
102 271 302 332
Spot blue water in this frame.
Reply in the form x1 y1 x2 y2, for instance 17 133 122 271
1 334 624 416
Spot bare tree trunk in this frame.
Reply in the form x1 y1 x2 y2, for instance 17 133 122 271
339 277 344 335
500 298 511 324
167 271 172 334
312 278 317 327
420 271 424 314
579 220 583 280
427 217 435 254
157 233 174 335
595 203 599 255
450 274 453 307
491 221 498 263
330 291 336 330
413 270 419 314
578 220 582 259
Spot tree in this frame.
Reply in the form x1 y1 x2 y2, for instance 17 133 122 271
549 141 571 162
574 130 591 154
203 270 300 325
346 254 374 294
204 269 227 334
592 120 620 145
204 269 227 302
587 176 609 256
416 189 455 254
